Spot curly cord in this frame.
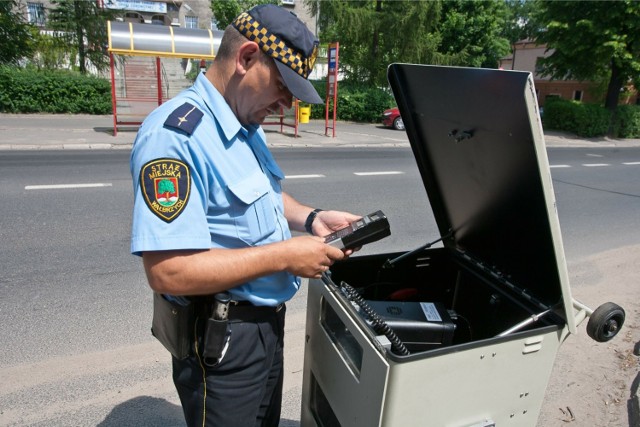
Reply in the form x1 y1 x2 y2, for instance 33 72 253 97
340 281 410 356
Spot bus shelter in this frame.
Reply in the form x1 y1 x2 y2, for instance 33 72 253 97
107 21 299 136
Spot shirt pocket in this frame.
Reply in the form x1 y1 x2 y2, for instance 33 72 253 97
227 169 278 245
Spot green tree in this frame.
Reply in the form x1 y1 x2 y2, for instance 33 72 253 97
307 0 511 87
211 0 277 29
502 0 538 45
308 1 445 86
0 0 35 65
47 0 115 74
438 0 511 68
158 179 176 201
29 31 69 70
533 0 640 112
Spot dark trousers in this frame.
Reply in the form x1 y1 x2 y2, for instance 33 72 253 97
172 305 286 427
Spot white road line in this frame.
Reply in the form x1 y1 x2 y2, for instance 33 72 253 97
586 153 603 157
285 174 325 179
582 163 610 167
25 183 113 190
550 164 571 168
623 162 640 165
353 171 404 176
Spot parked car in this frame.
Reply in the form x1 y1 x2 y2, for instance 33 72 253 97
382 107 404 130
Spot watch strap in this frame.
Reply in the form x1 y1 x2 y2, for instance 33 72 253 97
304 208 323 234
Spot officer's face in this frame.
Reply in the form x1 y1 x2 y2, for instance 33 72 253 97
238 51 293 125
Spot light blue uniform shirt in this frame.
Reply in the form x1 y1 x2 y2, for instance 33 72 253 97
130 72 300 306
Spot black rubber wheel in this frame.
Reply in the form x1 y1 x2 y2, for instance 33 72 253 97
393 117 405 131
586 302 625 342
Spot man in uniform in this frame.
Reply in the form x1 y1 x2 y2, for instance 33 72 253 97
129 4 361 426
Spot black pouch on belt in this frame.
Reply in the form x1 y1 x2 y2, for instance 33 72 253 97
202 317 231 367
202 292 232 367
151 292 194 360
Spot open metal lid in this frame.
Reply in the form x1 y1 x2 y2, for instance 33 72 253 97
388 64 576 332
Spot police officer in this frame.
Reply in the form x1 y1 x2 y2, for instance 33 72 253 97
130 4 361 426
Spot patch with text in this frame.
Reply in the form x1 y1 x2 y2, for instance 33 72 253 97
140 158 191 223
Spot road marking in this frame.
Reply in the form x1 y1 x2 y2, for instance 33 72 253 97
586 153 603 157
285 174 325 179
25 183 113 190
623 162 640 165
353 171 404 176
582 163 610 167
550 164 571 168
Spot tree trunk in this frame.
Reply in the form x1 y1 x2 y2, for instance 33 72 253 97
605 59 624 136
605 59 623 112
369 0 382 86
74 0 86 74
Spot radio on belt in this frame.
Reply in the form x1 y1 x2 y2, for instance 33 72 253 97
324 210 390 250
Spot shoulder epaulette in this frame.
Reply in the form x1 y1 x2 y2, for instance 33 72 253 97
163 102 204 135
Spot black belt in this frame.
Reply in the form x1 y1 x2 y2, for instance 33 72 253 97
192 296 284 321
228 301 284 321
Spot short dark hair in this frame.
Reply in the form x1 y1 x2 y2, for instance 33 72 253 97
215 25 247 61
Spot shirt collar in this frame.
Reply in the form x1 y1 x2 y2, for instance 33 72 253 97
193 72 241 143
246 126 285 180
193 72 284 180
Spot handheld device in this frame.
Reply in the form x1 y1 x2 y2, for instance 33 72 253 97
324 210 391 250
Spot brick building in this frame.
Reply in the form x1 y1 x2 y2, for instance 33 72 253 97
499 39 638 107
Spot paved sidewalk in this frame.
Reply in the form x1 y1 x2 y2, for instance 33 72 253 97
1 113 638 150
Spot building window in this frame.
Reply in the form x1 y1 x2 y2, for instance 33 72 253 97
27 2 46 27
210 18 218 30
151 14 166 25
185 16 198 29
124 12 144 23
573 90 583 101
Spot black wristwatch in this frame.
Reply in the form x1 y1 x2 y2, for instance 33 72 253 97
304 208 323 234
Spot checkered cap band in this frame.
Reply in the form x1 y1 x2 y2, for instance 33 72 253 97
232 12 318 79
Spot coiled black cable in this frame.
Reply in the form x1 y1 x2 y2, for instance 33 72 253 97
339 281 410 356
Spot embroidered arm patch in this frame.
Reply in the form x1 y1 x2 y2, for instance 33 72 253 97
140 158 191 223
164 102 204 135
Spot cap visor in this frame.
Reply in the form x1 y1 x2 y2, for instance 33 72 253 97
275 60 323 104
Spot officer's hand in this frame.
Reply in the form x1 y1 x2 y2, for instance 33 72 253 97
281 235 345 279
312 210 361 237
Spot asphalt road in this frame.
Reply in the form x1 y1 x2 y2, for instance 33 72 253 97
0 147 639 426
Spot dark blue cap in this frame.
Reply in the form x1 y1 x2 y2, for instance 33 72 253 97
232 4 323 104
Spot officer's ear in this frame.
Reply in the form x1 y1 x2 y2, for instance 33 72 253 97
235 41 262 76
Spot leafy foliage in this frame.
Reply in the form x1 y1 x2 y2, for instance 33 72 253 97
211 0 278 29
308 79 395 122
306 0 511 87
0 0 36 65
0 66 112 114
542 97 611 137
308 1 442 86
29 31 70 70
502 0 538 44
438 0 511 69
47 0 115 74
613 105 640 138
